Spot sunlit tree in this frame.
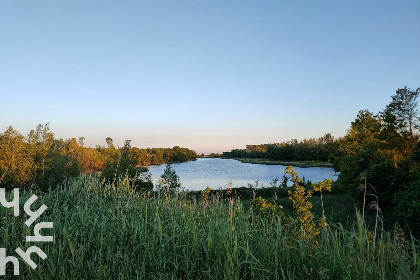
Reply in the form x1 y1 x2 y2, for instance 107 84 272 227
159 163 181 196
27 123 54 186
0 126 34 188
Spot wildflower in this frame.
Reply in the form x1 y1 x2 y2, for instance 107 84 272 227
286 166 322 240
202 187 211 209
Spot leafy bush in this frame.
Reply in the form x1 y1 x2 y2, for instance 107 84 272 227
394 179 420 235
133 167 153 193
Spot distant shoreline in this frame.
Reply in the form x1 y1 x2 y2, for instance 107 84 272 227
227 158 333 168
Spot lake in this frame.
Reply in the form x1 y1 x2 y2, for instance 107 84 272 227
148 158 337 191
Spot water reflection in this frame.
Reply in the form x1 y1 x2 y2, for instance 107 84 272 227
148 158 338 191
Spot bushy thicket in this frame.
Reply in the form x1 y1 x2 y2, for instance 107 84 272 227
0 124 197 190
332 87 420 235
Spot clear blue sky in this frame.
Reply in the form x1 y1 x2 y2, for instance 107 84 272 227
1 0 419 153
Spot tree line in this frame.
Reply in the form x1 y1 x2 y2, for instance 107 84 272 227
222 133 337 162
0 124 197 190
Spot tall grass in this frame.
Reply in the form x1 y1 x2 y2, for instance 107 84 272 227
0 175 419 279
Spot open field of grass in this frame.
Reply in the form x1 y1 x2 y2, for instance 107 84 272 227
232 158 333 168
0 175 419 279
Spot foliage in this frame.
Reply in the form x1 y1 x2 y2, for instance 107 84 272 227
131 146 197 166
158 163 181 196
285 167 333 239
27 123 55 187
252 196 284 219
100 139 139 185
334 87 420 215
41 138 82 189
222 86 419 234
0 126 34 188
223 133 336 162
0 124 197 191
201 187 211 200
394 178 420 234
201 187 211 208
285 166 320 239
1 176 418 279
134 167 154 193
382 86 419 136
312 179 333 193
312 178 333 230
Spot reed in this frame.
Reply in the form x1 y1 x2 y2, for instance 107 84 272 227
0 175 418 279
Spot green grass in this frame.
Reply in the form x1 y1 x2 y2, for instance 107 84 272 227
275 193 357 226
0 175 418 279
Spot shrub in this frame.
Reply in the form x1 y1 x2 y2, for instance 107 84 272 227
394 179 420 236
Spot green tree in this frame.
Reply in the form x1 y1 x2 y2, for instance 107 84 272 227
394 178 420 235
42 138 82 189
171 146 189 163
159 163 181 196
335 88 420 212
151 149 164 165
27 123 54 187
100 139 140 186
334 110 397 207
100 137 122 184
382 87 419 136
0 126 34 188
117 140 137 179
134 167 154 193
380 87 420 165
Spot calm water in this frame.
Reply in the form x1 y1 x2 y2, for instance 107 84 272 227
148 158 337 191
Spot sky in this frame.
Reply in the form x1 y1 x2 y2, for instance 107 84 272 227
1 0 419 154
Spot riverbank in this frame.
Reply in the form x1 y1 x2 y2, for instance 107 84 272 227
231 158 333 167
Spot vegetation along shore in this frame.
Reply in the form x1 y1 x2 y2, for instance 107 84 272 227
0 86 419 279
232 158 333 167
